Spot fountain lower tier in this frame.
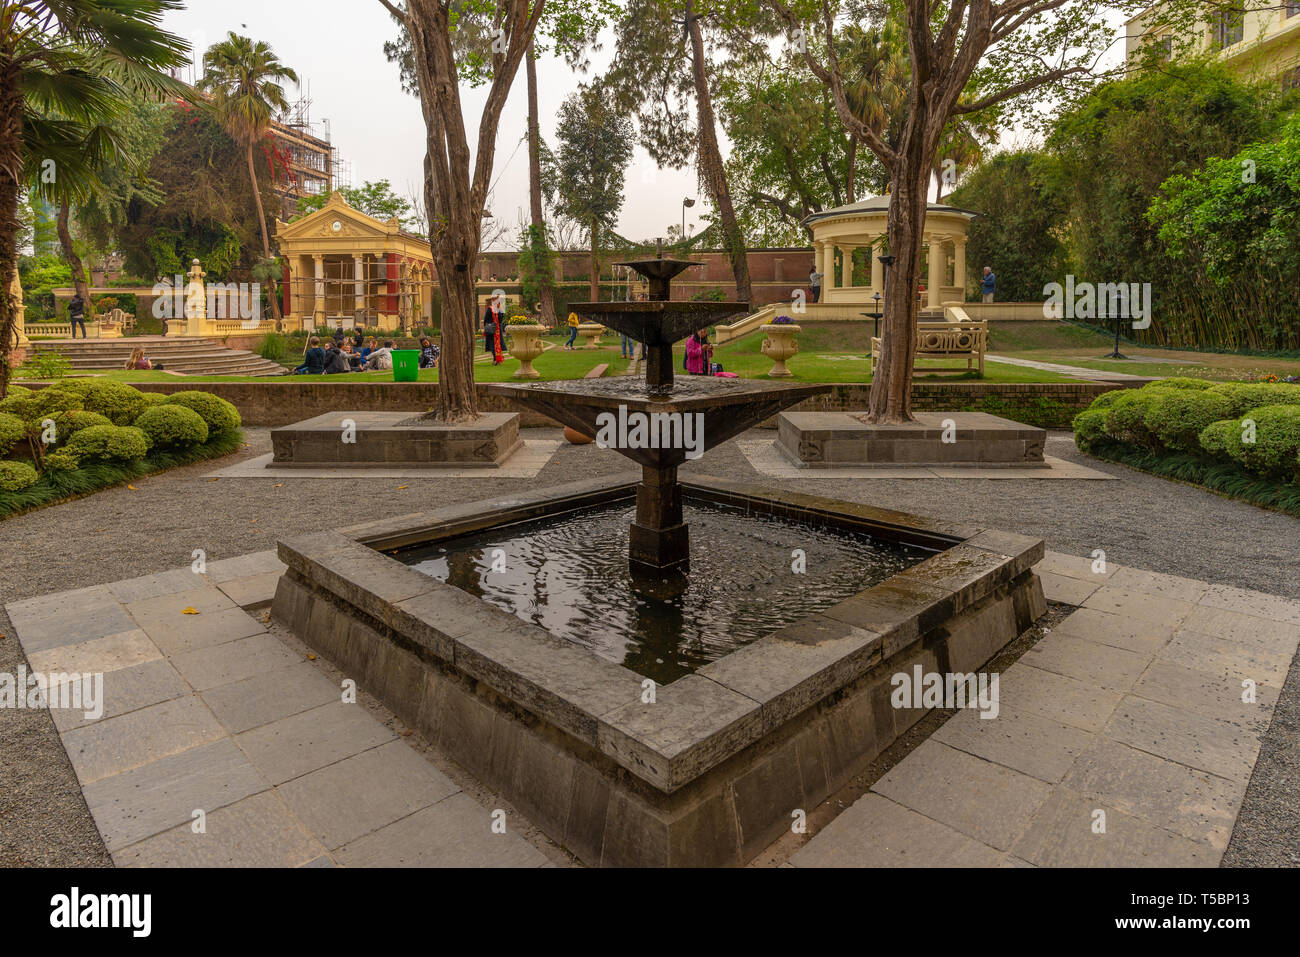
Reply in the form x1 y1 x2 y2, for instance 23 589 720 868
485 377 829 571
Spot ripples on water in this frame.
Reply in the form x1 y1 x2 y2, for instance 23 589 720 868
401 500 930 684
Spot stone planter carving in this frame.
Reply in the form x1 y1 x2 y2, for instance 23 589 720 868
760 323 800 377
577 323 605 349
507 322 546 378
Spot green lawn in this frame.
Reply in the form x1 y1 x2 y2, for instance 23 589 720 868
988 320 1300 382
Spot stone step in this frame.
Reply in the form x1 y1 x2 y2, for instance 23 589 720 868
28 338 287 376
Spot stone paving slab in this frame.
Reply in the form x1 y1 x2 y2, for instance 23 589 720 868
207 439 562 480
737 440 1117 480
793 553 1300 867
5 562 562 868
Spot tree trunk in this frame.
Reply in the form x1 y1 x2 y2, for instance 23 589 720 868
246 142 281 322
866 131 931 424
589 219 600 301
846 137 857 204
56 201 90 304
434 255 479 421
526 45 556 325
0 56 24 399
684 7 751 304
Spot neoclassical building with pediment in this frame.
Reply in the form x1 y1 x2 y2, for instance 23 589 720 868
274 191 438 331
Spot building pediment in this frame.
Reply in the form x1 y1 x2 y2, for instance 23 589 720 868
275 191 398 242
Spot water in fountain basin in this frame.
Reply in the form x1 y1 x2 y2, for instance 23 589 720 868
400 499 932 684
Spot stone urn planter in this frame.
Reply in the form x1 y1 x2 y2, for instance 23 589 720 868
576 323 605 349
507 322 546 378
760 322 801 377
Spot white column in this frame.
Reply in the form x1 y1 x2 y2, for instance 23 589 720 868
870 243 884 296
818 242 832 289
353 255 365 316
927 236 943 309
839 245 852 290
953 238 967 300
313 254 326 325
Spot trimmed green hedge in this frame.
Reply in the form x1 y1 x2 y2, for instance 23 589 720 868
0 460 38 492
163 390 240 435
1073 377 1300 512
134 404 209 449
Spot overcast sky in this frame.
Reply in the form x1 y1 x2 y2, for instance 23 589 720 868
162 2 1131 248
162 0 703 248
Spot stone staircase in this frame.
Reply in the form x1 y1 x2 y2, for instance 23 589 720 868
28 336 289 377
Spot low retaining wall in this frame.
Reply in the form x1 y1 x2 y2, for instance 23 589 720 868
100 380 1127 429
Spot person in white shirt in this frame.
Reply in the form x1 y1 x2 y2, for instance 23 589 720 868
366 340 395 371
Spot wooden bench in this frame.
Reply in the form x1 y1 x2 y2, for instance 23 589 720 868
871 317 987 375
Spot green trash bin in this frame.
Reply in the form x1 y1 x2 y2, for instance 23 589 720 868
391 349 419 382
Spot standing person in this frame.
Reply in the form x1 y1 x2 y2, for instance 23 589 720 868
981 266 996 303
68 294 87 338
685 327 713 375
563 311 580 350
483 300 503 355
809 266 823 304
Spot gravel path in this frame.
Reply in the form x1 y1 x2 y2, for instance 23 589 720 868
1 426 1296 866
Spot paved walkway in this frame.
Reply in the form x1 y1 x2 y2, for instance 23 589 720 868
790 552 1300 867
4 552 548 867
986 354 1154 382
737 440 1115 480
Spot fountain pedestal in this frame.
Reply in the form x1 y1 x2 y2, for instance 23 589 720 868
630 465 688 571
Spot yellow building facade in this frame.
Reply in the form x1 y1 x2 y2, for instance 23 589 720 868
1126 2 1300 84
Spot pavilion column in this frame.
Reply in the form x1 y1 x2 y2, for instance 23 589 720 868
312 254 326 326
953 238 967 300
287 256 302 319
927 236 944 309
839 245 852 291
870 243 884 295
818 242 832 291
353 255 365 317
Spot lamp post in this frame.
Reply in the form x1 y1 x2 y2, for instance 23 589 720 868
1104 313 1128 360
870 292 882 339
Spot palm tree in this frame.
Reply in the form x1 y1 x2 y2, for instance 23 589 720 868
197 33 298 322
0 1 188 398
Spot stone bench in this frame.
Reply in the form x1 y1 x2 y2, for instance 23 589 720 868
872 319 987 375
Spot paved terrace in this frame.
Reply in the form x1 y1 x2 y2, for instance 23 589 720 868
2 428 1297 866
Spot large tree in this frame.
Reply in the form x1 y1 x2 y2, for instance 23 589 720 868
606 0 779 305
773 0 1159 422
378 0 545 422
197 33 298 323
546 82 634 299
0 0 187 397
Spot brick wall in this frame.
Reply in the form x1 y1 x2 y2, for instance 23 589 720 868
109 379 1127 430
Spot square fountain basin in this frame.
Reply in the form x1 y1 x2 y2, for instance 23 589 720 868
269 411 523 467
270 473 1045 866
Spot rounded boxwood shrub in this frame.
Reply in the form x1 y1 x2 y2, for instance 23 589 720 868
1143 377 1214 391
1198 419 1237 458
50 410 113 444
133 404 208 449
0 411 25 456
9 386 84 424
1143 390 1234 453
1205 382 1300 418
1102 390 1166 448
63 424 150 462
1086 389 1128 411
0 459 39 491
164 391 240 435
1072 408 1108 452
1226 405 1300 478
139 392 168 408
79 381 149 425
43 450 80 471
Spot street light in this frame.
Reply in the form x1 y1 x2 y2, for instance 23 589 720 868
682 197 695 241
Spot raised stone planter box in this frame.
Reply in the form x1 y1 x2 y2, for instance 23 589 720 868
269 410 522 468
270 473 1045 866
777 410 1047 467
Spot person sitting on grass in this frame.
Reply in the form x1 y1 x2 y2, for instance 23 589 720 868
418 336 440 369
323 341 352 374
124 347 153 370
366 340 395 371
295 336 326 375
